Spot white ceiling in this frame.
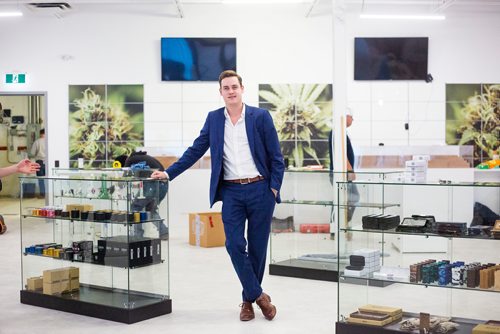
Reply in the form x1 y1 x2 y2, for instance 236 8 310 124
0 0 499 18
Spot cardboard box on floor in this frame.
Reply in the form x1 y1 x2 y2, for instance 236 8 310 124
189 212 225 247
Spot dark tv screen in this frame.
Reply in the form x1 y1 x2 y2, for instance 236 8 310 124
354 37 428 80
161 38 236 81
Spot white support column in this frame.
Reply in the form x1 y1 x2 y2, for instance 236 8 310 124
332 0 348 177
331 0 348 250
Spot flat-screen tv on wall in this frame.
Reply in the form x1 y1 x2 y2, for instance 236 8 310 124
354 37 428 80
161 37 237 81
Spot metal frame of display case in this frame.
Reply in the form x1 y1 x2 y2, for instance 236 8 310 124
269 169 402 282
19 172 171 324
335 180 500 333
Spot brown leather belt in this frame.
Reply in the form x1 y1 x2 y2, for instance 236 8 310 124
225 175 264 185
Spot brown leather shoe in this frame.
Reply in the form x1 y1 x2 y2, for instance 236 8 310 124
239 302 255 321
255 292 276 320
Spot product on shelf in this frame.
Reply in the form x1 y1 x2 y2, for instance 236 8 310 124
373 266 410 282
299 224 330 233
400 316 459 333
96 236 161 267
26 276 43 291
396 215 435 233
492 220 500 239
362 214 400 230
358 304 403 322
271 216 294 233
347 311 394 326
344 249 381 277
473 323 500 334
431 221 467 236
42 266 79 295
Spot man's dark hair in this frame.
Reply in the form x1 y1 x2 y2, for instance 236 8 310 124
218 70 242 88
40 129 45 135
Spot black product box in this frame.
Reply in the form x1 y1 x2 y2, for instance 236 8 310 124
396 217 433 233
97 236 161 268
72 240 93 252
362 214 400 230
431 222 467 236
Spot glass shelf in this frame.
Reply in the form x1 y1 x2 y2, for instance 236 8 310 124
281 200 400 209
52 195 131 201
340 227 497 241
281 199 335 206
22 215 164 225
339 202 400 209
339 274 500 294
23 253 165 269
20 174 161 183
339 180 500 188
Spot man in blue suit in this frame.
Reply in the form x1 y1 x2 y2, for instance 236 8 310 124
151 70 285 321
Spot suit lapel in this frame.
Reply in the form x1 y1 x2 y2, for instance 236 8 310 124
245 105 256 158
216 108 225 160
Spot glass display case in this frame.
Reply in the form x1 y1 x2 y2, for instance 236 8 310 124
336 180 500 333
269 169 401 281
19 172 171 324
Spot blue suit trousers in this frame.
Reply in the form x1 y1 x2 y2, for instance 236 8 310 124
221 179 276 302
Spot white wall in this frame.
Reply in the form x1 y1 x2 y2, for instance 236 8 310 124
344 14 500 147
1 5 499 170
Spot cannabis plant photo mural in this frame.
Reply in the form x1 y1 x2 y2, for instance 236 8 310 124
69 84 144 167
259 84 332 168
446 84 499 166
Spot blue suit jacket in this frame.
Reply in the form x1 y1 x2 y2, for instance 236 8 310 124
166 105 285 207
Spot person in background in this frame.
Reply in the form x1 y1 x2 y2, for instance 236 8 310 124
29 129 46 198
151 70 285 322
329 108 355 180
329 108 359 226
0 159 40 178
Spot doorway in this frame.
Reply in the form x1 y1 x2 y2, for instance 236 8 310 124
0 92 47 213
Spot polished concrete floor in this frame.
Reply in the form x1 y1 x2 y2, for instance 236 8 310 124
0 198 335 334
1 197 498 334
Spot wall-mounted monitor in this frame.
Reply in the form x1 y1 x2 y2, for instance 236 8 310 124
354 37 429 80
161 37 237 81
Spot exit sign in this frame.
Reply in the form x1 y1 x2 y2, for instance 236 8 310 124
6 73 26 84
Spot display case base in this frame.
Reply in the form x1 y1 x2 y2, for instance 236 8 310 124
269 260 339 282
21 287 172 324
336 314 483 334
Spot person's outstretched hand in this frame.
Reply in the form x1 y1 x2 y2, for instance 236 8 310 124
17 159 40 174
151 170 168 179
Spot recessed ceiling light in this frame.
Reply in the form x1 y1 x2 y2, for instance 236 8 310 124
221 0 314 3
0 11 23 17
360 14 445 20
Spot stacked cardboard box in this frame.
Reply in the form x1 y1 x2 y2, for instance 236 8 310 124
42 267 79 295
402 156 428 183
26 276 43 291
473 320 500 334
189 212 225 247
347 304 403 326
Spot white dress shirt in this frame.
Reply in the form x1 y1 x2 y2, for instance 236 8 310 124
223 105 260 180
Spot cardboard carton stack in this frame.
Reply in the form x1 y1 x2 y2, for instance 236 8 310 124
26 276 43 291
347 304 403 326
473 320 500 334
402 155 429 183
189 212 225 247
41 266 80 295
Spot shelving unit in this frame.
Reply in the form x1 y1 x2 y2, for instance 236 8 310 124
269 170 401 282
335 180 500 333
19 172 171 324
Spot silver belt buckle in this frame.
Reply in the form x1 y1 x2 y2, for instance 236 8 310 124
240 178 250 185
